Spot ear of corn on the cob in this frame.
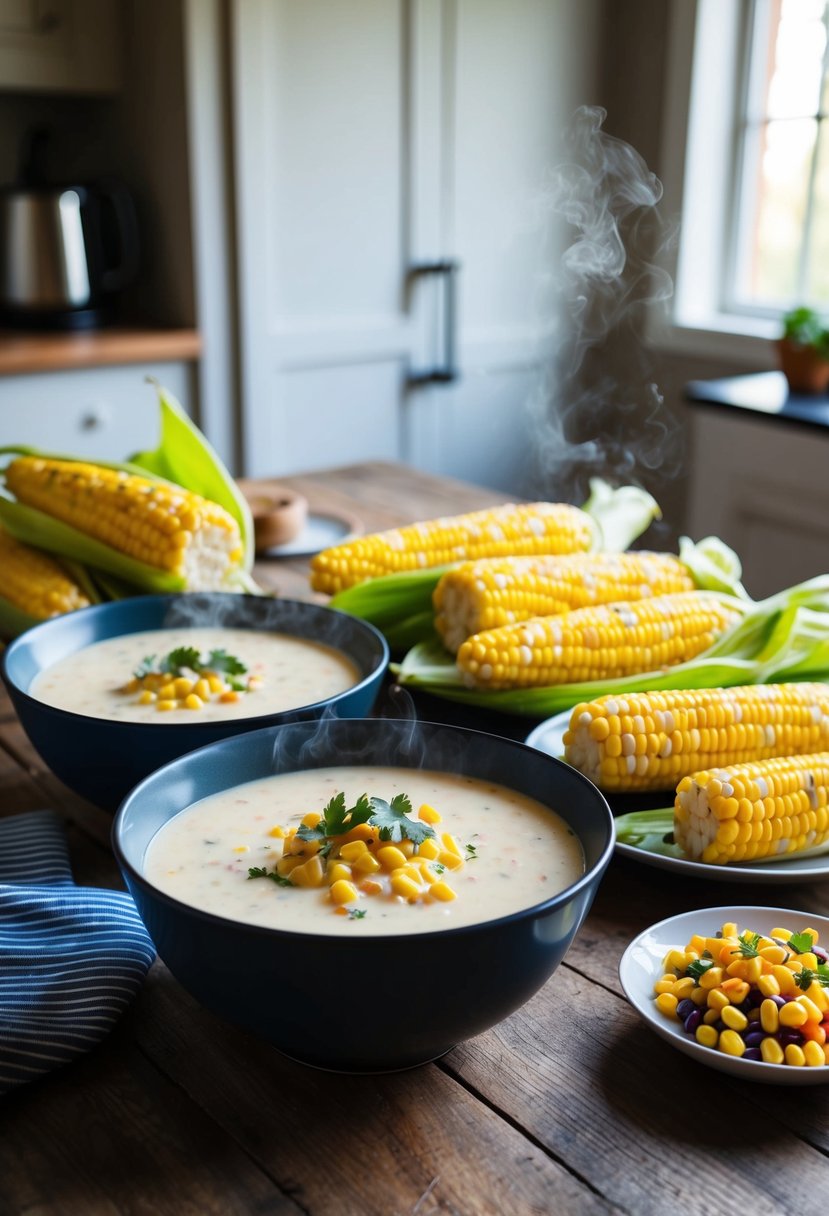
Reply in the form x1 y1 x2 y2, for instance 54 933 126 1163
434 551 696 653
674 752 829 864
1 456 245 593
128 384 255 571
455 591 745 691
310 502 598 596
0 522 92 638
563 683 829 792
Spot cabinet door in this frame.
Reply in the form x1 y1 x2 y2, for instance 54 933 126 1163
687 410 829 598
0 362 193 461
233 0 596 489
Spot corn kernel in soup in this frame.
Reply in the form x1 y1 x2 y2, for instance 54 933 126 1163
143 765 585 936
29 627 360 723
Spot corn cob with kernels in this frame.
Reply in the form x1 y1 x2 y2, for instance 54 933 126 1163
2 456 244 593
434 550 695 653
564 683 829 792
674 752 829 864
310 502 598 595
0 522 91 637
455 591 744 690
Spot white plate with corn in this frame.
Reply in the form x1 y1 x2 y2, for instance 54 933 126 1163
527 685 829 884
619 906 829 1083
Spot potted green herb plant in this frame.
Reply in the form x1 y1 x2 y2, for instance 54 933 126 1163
778 306 829 394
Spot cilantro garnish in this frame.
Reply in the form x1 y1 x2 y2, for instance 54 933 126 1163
793 963 829 991
788 931 815 955
297 793 375 846
369 794 435 846
737 932 761 958
132 646 249 683
247 866 293 887
348 908 367 920
161 646 203 675
433 863 446 875
465 842 478 859
206 648 248 677
687 958 715 981
296 791 436 849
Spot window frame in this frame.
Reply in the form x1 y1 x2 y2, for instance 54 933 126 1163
649 0 782 364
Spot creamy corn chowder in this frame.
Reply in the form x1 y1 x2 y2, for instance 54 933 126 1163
30 627 360 723
143 765 585 936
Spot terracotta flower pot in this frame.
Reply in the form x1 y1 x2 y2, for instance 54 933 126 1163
777 338 829 395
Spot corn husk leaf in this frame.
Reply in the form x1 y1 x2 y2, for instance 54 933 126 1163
130 382 254 572
0 596 40 640
393 576 829 715
582 479 661 552
614 807 829 865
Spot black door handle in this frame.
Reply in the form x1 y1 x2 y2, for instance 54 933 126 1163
407 260 460 385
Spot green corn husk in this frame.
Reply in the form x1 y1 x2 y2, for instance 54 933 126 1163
393 575 829 715
130 382 255 572
329 481 663 649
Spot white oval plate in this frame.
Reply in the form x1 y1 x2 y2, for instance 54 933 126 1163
525 713 829 884
619 905 829 1084
524 709 569 760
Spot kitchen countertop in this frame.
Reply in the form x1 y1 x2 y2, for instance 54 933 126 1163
1 460 827 1215
0 326 202 375
686 369 829 431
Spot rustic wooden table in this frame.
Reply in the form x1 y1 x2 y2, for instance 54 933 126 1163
1 461 827 1216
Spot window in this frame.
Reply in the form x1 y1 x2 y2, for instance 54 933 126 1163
653 0 829 360
731 0 829 315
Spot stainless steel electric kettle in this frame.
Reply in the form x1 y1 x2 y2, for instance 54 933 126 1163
0 130 140 329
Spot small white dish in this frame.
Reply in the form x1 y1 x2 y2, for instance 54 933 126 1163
259 512 360 559
619 905 829 1085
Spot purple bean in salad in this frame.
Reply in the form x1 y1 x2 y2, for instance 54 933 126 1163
742 1048 762 1061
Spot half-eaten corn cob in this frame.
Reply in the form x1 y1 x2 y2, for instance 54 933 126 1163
3 456 243 592
310 502 597 595
563 683 829 792
455 591 743 690
434 551 695 653
0 522 91 634
674 752 829 864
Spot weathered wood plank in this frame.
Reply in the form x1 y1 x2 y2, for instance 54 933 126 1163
129 965 617 1216
0 1015 299 1216
441 961 829 1216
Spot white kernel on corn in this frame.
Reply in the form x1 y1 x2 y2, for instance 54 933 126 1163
519 646 532 665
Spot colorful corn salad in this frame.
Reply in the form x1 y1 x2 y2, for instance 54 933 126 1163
654 920 829 1066
121 646 261 712
247 792 469 915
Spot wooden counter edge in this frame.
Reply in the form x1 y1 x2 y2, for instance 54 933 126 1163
0 327 202 375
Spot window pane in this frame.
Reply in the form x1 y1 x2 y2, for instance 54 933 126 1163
749 118 815 302
767 0 826 119
804 121 829 302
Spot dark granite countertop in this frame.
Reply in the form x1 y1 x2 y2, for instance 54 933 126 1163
685 370 829 431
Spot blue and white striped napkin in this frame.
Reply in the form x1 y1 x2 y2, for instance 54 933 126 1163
0 809 155 1096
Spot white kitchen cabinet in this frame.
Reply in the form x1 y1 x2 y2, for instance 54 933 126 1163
0 360 194 461
686 405 829 599
232 0 599 493
0 0 121 94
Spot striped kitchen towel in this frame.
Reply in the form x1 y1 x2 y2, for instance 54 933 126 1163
0 809 155 1096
